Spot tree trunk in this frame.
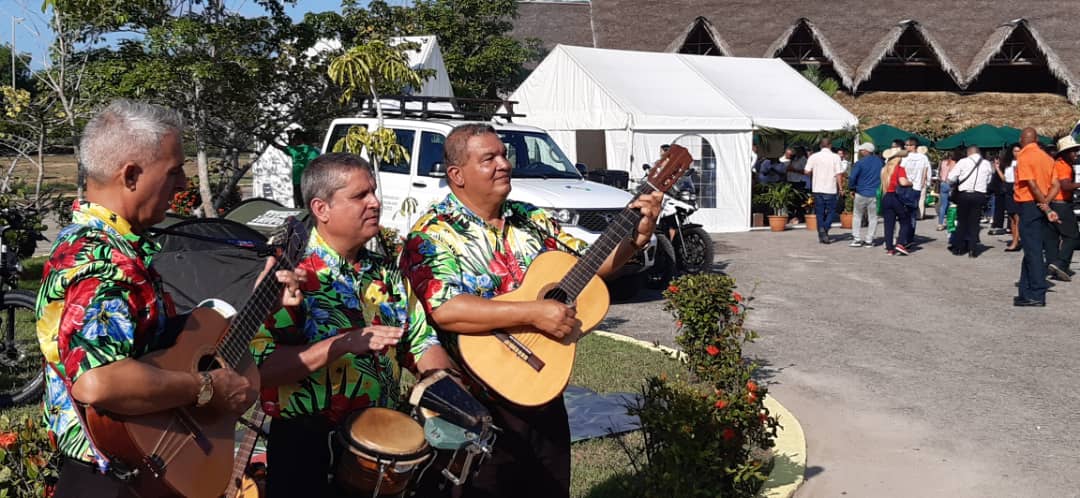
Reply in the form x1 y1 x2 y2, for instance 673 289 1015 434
369 80 384 201
213 149 250 213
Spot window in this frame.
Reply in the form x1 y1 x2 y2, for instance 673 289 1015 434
381 129 415 174
497 131 580 179
418 132 446 177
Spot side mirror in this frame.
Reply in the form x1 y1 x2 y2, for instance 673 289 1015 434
575 163 588 176
428 162 447 178
641 163 651 172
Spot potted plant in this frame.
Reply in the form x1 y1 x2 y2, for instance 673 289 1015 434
840 191 854 229
803 195 816 231
754 183 803 232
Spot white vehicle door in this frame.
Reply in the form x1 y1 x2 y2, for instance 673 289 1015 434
375 127 418 235
403 131 451 226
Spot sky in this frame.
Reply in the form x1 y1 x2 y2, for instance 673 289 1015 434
0 0 399 69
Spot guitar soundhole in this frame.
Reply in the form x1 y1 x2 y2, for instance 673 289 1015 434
544 287 572 305
197 355 223 373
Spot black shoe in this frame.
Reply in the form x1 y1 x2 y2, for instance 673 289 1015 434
1013 298 1046 307
1048 263 1071 282
1004 246 1021 252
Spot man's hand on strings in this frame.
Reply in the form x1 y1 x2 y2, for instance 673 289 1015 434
255 257 308 306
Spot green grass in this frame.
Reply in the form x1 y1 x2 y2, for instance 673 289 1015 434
569 333 688 498
19 256 46 291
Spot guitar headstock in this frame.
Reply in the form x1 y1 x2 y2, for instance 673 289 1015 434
267 217 311 269
645 144 693 194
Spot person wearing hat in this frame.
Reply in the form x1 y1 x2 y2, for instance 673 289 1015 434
1045 135 1080 281
847 142 884 247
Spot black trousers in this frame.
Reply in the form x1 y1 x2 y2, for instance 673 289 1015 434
266 416 348 498
953 191 987 253
457 395 570 498
54 458 134 498
1046 201 1079 271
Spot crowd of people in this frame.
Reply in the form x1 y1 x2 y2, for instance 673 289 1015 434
754 129 1079 307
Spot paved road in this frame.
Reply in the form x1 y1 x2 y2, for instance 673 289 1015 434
603 222 1080 498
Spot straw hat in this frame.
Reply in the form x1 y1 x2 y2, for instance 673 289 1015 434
1056 135 1080 155
882 147 907 161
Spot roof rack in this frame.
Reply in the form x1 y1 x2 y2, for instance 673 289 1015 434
357 95 526 122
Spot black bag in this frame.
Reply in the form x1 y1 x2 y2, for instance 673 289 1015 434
949 159 980 195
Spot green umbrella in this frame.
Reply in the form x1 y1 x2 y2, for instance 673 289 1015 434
996 126 1053 146
933 124 1011 150
862 124 931 150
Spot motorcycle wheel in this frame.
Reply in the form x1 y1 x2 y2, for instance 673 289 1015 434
644 234 676 289
675 227 714 274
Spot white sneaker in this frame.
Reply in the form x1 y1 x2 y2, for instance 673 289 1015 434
849 240 862 247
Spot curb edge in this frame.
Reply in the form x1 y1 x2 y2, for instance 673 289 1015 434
590 330 806 498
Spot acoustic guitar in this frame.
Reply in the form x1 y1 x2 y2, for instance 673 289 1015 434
456 145 693 406
224 409 268 498
83 218 309 497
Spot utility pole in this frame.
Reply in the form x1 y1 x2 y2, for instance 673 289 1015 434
10 16 23 89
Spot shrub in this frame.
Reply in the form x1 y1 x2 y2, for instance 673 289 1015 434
625 274 780 498
0 412 59 497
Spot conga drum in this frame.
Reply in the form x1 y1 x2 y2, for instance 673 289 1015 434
335 408 432 497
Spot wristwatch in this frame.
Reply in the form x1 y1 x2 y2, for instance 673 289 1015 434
195 372 214 407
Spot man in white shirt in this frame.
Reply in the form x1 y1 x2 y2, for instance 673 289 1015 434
946 145 993 257
901 138 932 233
804 138 846 244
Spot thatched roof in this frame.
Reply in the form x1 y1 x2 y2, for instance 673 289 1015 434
663 16 733 56
514 0 1080 102
835 92 1078 140
763 18 854 89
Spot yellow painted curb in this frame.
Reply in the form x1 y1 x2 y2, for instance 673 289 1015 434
591 330 806 498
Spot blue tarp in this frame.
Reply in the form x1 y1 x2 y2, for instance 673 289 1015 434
564 385 641 443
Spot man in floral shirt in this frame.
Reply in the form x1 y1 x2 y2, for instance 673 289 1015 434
251 152 452 496
401 124 663 498
36 100 302 497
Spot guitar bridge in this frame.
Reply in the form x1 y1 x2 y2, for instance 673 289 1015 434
143 454 165 478
493 331 545 372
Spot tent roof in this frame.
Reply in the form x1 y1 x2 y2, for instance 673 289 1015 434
934 124 1010 149
997 125 1053 146
510 45 857 132
864 124 931 149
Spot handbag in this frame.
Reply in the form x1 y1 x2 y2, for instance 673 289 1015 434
895 185 920 209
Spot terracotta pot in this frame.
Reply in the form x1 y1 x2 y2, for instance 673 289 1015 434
752 212 766 227
840 212 853 229
804 214 817 231
768 215 788 232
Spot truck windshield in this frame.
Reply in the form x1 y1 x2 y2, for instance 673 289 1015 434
497 131 581 179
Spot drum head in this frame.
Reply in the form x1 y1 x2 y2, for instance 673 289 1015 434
344 408 429 463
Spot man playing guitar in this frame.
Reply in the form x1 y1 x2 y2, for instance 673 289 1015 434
401 124 663 497
250 152 455 497
36 100 305 497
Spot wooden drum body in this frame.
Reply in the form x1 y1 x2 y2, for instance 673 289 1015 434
335 408 431 497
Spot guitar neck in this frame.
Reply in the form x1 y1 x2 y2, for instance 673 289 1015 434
216 263 288 370
225 409 266 497
560 183 657 299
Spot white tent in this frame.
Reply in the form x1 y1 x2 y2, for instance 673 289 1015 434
251 36 455 207
508 44 858 232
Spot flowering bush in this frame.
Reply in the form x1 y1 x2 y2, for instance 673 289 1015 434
626 274 780 498
0 413 60 497
170 182 201 217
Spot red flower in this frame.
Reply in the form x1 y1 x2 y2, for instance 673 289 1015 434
729 304 740 314
722 428 736 441
489 249 524 293
62 348 87 382
667 285 679 293
705 345 720 356
328 394 349 421
299 255 326 291
675 320 683 328
348 394 372 411
733 292 743 302
746 380 758 393
0 432 16 449
759 412 769 424
747 392 758 404
49 238 85 271
714 399 728 409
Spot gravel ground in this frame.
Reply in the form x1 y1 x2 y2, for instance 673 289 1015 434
602 220 1080 498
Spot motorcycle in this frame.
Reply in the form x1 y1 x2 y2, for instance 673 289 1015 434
640 166 715 288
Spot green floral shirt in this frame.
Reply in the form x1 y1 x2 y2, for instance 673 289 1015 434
251 228 439 422
36 201 175 468
399 193 587 361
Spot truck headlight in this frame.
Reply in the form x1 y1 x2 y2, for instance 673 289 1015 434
550 208 578 225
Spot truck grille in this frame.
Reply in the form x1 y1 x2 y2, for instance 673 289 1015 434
577 209 623 232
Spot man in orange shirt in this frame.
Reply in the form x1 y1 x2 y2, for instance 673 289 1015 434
1046 136 1080 281
1014 128 1061 306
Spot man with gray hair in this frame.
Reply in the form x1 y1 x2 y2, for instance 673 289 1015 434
36 100 303 496
251 152 455 496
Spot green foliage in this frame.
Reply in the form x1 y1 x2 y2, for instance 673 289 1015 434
0 46 33 94
328 39 426 105
622 274 779 498
800 65 840 97
753 182 803 216
332 126 410 168
0 412 60 498
411 0 543 98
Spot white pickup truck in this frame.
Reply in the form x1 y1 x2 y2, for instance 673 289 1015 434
321 117 656 299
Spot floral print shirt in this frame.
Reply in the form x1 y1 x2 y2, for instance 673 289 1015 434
400 193 587 363
251 228 439 422
36 201 175 468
